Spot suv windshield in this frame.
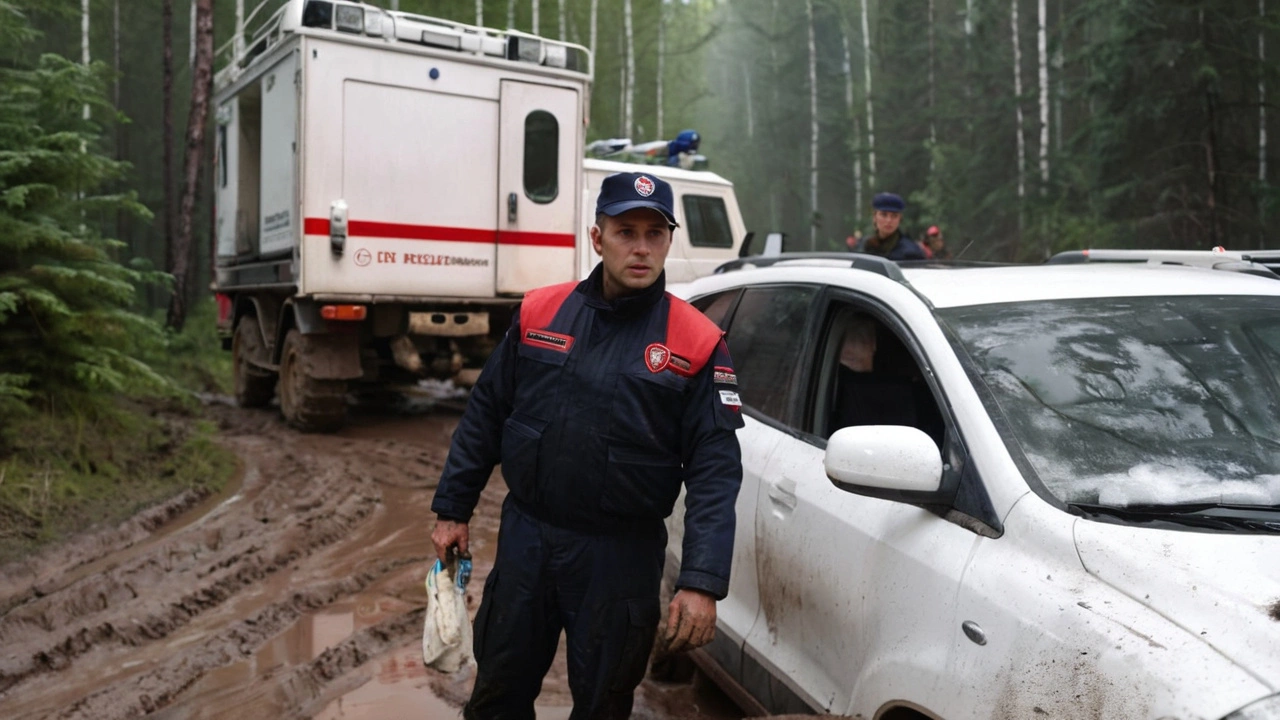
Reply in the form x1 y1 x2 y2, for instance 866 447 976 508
939 296 1280 509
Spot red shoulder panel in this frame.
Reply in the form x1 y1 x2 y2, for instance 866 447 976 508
664 294 725 377
519 281 578 333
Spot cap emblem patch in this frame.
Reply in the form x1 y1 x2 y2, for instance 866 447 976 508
645 343 671 373
634 176 656 197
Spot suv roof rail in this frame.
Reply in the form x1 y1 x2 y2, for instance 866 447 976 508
1046 249 1280 280
715 252 905 281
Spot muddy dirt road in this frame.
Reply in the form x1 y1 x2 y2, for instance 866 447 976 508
0 394 745 719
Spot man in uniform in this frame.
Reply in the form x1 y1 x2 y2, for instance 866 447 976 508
430 172 745 720
852 192 927 260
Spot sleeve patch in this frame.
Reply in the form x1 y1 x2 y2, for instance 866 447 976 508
713 366 738 385
718 389 742 407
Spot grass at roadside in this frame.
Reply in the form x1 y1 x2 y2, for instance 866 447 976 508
0 299 238 565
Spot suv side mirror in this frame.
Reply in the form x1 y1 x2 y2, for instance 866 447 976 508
825 425 945 503
763 232 785 256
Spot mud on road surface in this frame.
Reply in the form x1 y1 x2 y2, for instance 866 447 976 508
0 395 745 720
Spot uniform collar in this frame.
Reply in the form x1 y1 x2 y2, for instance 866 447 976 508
581 262 666 317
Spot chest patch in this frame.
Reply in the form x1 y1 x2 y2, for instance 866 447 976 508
524 328 574 353
645 343 694 376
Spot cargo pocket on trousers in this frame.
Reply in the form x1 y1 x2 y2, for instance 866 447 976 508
471 569 499 665
608 597 661 692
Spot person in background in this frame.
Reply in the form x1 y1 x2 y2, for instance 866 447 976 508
924 225 952 260
852 192 927 260
430 171 745 720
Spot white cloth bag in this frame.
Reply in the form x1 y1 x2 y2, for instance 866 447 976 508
422 559 474 672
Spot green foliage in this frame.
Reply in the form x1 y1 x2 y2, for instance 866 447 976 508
0 3 165 431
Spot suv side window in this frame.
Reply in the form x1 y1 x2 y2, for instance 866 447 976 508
813 303 945 447
724 285 816 424
692 289 741 330
682 195 734 248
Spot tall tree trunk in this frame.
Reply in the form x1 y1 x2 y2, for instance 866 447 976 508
163 0 175 301
1200 9 1222 246
1037 0 1049 191
589 0 598 54
81 0 89 121
508 0 516 30
657 1 665 138
860 0 876 187
168 0 214 331
390 0 399 10
964 0 975 102
189 1 195 66
928 0 937 173
476 0 483 26
624 0 634 139
843 26 862 221
557 0 565 39
744 67 754 139
1261 0 1268 247
806 0 819 249
532 0 539 34
1011 0 1027 219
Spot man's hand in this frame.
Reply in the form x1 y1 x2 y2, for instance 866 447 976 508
665 588 717 653
431 519 469 564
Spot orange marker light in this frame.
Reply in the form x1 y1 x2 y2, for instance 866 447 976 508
320 304 367 321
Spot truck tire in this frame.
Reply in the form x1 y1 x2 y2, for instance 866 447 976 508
233 316 276 408
278 329 348 432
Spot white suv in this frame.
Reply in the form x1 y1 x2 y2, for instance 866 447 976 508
663 254 1280 720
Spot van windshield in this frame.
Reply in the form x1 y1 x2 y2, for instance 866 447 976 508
939 296 1280 509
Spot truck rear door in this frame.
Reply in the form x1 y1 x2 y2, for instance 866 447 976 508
496 81 580 294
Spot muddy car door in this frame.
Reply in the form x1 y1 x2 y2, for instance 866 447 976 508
742 293 983 715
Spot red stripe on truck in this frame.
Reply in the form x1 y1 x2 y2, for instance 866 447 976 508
303 217 574 247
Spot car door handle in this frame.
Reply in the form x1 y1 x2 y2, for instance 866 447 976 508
766 477 797 512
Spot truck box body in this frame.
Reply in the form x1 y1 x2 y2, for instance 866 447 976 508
212 0 744 431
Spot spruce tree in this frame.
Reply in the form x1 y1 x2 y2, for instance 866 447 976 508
0 0 162 427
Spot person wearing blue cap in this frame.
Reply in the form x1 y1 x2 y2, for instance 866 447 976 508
852 192 927 261
430 171 745 720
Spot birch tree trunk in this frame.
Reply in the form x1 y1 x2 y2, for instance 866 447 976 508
169 0 215 331
1261 0 1268 187
657 2 665 138
163 0 175 282
81 0 89 121
235 0 245 62
745 67 754 139
558 0 565 40
476 0 483 26
508 0 516 30
843 27 863 224
806 0 820 249
1011 0 1027 206
532 0 539 34
1037 0 1049 190
590 0 598 54
624 0 635 139
860 0 877 187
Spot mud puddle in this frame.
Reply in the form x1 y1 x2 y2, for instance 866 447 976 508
0 397 745 719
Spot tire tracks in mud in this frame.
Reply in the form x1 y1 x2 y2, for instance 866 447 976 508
0 403 445 719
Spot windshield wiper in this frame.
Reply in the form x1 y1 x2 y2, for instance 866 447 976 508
1068 502 1280 533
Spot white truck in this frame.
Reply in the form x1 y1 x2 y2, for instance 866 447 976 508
212 0 745 431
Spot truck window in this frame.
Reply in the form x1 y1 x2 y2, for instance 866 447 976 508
524 110 558 204
682 195 734 248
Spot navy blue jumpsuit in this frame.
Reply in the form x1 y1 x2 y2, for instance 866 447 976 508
431 264 745 720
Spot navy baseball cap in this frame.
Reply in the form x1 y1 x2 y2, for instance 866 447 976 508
872 192 906 213
595 172 679 228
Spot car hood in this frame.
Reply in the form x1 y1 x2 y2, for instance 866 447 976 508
1074 519 1280 690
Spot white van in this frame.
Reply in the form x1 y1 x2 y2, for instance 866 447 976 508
579 158 746 282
